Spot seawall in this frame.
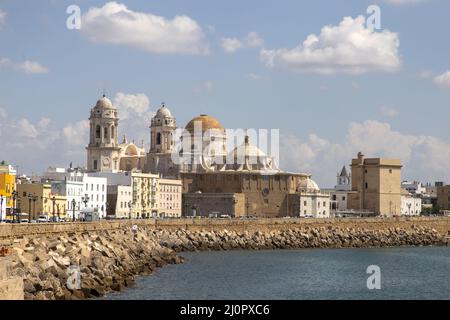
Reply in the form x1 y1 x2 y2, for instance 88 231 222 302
0 217 449 300
1 217 450 240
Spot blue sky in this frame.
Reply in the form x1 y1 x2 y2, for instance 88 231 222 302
0 0 449 186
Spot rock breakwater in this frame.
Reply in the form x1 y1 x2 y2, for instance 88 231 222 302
152 225 447 252
4 224 448 300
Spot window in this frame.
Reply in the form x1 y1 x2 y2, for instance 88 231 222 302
95 125 101 139
365 183 368 189
156 133 162 145
93 160 98 170
303 201 307 206
342 196 346 201
104 127 108 139
389 169 393 174
111 126 115 139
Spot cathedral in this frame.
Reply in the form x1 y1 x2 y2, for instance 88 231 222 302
86 94 328 218
86 95 280 178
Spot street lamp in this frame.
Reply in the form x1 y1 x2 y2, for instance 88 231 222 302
31 194 37 222
81 194 90 222
11 190 18 223
51 196 56 223
71 198 76 222
0 196 3 222
128 201 132 220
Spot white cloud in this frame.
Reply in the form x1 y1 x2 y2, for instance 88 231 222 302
245 32 264 47
379 106 399 117
221 32 264 53
0 58 10 67
114 92 150 120
81 1 209 55
62 120 89 146
0 9 6 27
280 120 450 187
221 37 244 53
113 92 153 146
433 70 450 88
248 73 263 81
0 58 48 74
17 60 49 74
193 81 213 93
261 16 401 74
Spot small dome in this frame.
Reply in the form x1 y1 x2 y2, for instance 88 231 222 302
186 114 224 133
156 104 172 118
229 140 268 159
95 95 114 109
298 178 320 191
226 136 279 172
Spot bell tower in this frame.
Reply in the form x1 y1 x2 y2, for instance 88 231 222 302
146 103 178 177
86 95 120 172
150 103 176 154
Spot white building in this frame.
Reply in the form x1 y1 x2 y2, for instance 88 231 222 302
401 189 422 216
327 166 352 213
107 185 132 219
82 175 107 218
297 178 331 218
51 176 83 221
335 166 351 191
42 167 107 219
0 195 6 222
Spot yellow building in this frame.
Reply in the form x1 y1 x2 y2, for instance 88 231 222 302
131 172 159 219
17 183 67 221
347 152 402 217
0 162 17 220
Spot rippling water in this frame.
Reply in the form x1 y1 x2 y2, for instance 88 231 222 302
104 247 450 300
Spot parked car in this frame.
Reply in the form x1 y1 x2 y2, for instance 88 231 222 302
20 219 29 223
37 216 48 223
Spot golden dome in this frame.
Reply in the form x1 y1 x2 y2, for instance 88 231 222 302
185 114 224 133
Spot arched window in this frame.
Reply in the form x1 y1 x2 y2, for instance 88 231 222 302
111 126 115 139
156 133 162 145
104 127 108 139
95 125 101 139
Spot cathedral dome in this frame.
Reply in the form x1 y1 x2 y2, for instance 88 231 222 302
185 114 224 133
95 95 114 109
155 104 172 118
226 136 279 172
298 178 320 192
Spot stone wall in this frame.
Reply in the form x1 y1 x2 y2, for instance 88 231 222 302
1 217 450 241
